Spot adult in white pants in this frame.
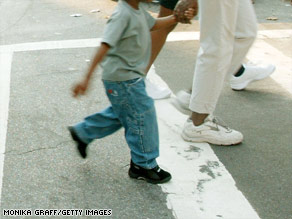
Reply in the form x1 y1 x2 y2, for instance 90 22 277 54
176 0 258 145
190 0 257 113
146 0 274 102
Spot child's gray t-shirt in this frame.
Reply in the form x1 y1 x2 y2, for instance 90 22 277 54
101 1 156 81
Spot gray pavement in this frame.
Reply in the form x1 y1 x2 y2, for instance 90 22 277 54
0 0 292 218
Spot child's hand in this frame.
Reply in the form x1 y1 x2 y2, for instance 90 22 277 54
72 79 89 97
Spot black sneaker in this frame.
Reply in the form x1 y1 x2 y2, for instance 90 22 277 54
128 160 172 184
68 126 88 158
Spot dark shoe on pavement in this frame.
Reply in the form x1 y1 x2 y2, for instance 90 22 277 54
128 160 172 184
68 126 88 158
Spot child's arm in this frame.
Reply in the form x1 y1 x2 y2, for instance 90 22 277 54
150 7 196 31
72 43 110 97
150 15 177 31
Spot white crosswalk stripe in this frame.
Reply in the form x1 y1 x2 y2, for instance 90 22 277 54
0 53 13 201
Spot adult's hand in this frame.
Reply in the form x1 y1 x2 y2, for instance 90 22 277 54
174 0 198 24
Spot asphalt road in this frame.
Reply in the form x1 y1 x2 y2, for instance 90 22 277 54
0 0 291 218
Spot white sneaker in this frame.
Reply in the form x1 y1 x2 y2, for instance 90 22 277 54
181 115 243 145
230 64 275 90
172 90 192 115
145 78 171 100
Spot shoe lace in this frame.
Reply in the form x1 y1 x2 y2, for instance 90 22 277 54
211 116 232 132
153 166 161 172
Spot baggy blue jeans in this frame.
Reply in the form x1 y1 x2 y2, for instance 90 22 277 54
73 78 159 169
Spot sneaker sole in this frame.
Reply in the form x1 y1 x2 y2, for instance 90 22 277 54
128 170 172 184
231 66 276 90
181 132 243 146
171 98 191 116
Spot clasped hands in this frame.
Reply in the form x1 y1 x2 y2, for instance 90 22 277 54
174 0 198 24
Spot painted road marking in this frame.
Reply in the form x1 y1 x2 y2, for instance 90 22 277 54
156 100 260 218
0 29 291 52
0 29 291 218
0 38 102 53
0 52 13 201
148 71 260 218
247 39 292 94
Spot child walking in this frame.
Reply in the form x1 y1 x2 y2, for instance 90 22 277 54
68 0 194 184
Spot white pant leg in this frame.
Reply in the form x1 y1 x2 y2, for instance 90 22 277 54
228 0 258 75
189 0 240 113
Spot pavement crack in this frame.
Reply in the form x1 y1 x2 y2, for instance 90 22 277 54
4 140 70 156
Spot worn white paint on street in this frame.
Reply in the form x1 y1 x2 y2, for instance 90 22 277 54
0 29 291 218
0 38 102 53
0 52 13 202
0 29 291 52
157 102 260 218
246 39 292 95
257 29 292 39
147 71 260 219
166 29 292 42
